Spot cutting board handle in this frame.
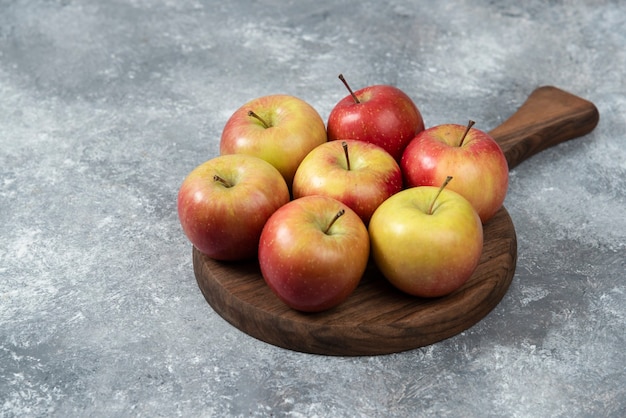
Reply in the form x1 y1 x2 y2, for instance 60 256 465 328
489 86 599 169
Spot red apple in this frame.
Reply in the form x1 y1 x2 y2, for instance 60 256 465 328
326 74 425 161
220 94 327 186
258 195 370 312
369 177 483 298
401 121 509 223
292 139 402 224
177 154 290 261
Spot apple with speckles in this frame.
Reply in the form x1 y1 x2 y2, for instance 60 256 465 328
258 195 370 312
292 139 402 224
401 120 509 223
177 154 290 261
220 94 327 187
326 74 425 161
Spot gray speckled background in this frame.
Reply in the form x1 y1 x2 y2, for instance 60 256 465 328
1 1 625 417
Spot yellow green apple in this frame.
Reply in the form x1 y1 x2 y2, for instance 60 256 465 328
368 179 483 298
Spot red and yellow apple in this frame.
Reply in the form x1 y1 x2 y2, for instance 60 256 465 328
292 139 402 224
401 121 509 223
220 94 327 187
258 195 370 312
368 178 483 298
326 74 425 161
177 154 290 261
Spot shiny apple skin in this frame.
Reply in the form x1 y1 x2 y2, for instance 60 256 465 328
220 94 327 187
258 195 370 312
292 139 402 224
369 186 483 298
401 124 509 223
177 154 290 261
327 85 425 161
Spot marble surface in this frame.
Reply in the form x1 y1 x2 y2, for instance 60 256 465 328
1 1 625 417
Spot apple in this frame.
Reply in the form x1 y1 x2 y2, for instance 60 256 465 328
326 74 425 161
401 120 509 223
177 154 290 261
368 177 483 298
258 195 370 312
292 139 402 224
219 94 327 186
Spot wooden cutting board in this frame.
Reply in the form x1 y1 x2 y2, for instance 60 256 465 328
193 86 599 356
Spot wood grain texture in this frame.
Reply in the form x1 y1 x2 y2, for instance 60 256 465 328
193 86 599 356
194 207 516 355
490 86 599 169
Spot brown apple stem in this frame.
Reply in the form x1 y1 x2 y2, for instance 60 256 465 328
338 74 360 104
213 175 232 188
428 176 453 215
342 141 351 170
248 110 270 129
325 209 346 234
458 120 475 146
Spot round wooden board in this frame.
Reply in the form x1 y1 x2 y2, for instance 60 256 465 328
193 206 517 356
191 86 600 356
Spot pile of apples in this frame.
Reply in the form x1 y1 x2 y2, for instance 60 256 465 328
177 75 509 313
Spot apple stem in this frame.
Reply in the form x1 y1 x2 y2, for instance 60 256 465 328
428 176 453 215
458 120 475 147
338 74 360 104
213 175 232 188
248 110 270 129
325 209 346 234
342 141 351 171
